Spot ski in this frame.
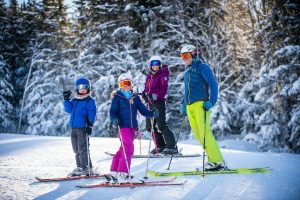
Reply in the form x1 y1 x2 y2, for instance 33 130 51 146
76 178 187 188
35 174 106 182
147 167 271 177
105 151 201 158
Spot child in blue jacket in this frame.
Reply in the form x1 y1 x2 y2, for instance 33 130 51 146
108 73 158 183
63 78 96 176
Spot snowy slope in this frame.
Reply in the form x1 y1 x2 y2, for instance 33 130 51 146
0 133 300 200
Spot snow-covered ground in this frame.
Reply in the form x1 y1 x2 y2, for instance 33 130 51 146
0 133 300 200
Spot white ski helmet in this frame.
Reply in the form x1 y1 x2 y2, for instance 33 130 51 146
149 55 162 63
180 45 197 57
148 55 162 73
117 72 133 82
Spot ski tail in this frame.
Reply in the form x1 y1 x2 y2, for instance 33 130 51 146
35 174 106 182
76 177 180 188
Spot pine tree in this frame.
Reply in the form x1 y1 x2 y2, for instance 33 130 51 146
0 0 8 56
0 56 14 131
19 0 76 135
239 0 300 152
211 0 259 136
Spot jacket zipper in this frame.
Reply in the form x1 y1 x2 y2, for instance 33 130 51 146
188 70 191 104
129 99 133 128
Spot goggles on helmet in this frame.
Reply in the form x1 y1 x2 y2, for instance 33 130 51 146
180 52 192 60
77 84 90 90
150 60 161 67
118 79 132 88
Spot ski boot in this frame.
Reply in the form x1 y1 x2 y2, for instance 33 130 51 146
202 162 228 171
150 147 165 155
118 173 132 183
104 171 118 184
162 146 179 156
68 167 82 177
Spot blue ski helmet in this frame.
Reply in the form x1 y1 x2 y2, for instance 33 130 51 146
76 78 91 94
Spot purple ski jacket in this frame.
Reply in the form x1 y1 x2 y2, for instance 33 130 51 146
143 65 169 105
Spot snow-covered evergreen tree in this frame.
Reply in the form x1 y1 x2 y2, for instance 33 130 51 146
2 0 299 153
20 0 76 135
0 56 14 131
211 0 259 137
239 0 300 152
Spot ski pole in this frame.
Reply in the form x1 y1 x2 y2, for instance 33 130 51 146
138 129 142 155
144 117 154 179
202 110 206 177
167 116 185 170
118 127 133 185
148 104 158 154
151 120 159 155
86 133 91 177
137 112 142 155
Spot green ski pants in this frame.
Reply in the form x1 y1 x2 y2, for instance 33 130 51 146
187 101 224 163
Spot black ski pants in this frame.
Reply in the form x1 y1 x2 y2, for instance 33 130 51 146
146 101 176 149
71 128 92 169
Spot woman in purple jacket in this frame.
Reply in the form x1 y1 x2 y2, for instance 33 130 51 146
142 56 177 155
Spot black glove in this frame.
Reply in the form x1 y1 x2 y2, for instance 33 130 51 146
111 118 119 127
147 93 153 101
142 93 149 103
152 107 159 118
63 90 72 101
86 126 92 135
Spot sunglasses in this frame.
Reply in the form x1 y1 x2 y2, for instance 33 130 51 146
150 60 161 67
118 79 132 88
180 52 192 60
77 84 90 90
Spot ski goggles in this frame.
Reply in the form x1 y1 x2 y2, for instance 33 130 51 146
118 79 132 88
150 60 161 67
76 84 90 90
180 52 192 60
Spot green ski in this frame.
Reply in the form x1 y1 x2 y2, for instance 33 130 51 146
148 167 271 177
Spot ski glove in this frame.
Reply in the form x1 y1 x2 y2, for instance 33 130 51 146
152 107 159 118
203 101 213 111
141 93 149 103
152 94 158 101
181 104 187 116
63 90 72 101
111 118 119 127
86 126 93 135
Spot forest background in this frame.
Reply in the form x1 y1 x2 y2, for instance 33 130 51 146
0 0 299 153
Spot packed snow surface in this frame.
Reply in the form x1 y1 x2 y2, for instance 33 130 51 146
0 133 299 200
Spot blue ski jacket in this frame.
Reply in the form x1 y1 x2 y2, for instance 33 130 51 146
110 91 154 129
183 59 218 106
64 96 96 128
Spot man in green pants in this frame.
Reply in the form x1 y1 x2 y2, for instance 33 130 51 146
180 45 226 171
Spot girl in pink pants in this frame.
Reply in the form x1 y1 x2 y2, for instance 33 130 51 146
109 74 158 183
110 128 135 173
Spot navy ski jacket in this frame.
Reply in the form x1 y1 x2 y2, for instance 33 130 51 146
183 59 218 106
64 96 96 128
110 91 154 129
